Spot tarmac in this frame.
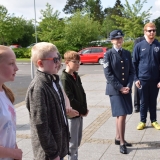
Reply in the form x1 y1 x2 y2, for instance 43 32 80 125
15 74 160 160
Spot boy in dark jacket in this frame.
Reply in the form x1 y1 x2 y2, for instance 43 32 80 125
61 51 89 160
25 42 69 160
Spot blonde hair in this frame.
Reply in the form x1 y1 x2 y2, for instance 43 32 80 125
144 22 156 31
64 51 80 61
0 45 15 103
31 42 58 67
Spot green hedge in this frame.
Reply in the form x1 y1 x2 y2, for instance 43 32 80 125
53 40 79 58
13 48 31 58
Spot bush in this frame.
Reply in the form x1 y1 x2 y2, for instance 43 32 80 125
156 36 160 41
53 40 79 58
13 48 31 58
122 41 134 53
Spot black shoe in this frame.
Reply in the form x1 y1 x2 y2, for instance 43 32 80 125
134 106 140 113
115 139 132 147
120 144 127 154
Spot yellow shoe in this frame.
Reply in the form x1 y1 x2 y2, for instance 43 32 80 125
151 121 160 130
137 122 146 130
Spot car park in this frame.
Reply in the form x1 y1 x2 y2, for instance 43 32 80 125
78 47 107 64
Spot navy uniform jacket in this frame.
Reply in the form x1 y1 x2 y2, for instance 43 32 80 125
133 39 160 81
103 48 135 95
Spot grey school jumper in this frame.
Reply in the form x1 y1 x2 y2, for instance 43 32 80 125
25 70 69 160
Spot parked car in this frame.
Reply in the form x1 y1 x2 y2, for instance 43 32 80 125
26 43 36 48
78 47 107 65
9 44 22 48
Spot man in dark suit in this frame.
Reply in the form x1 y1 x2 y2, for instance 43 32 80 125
133 36 145 112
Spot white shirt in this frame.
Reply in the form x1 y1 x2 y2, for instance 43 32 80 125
0 90 16 160
52 82 67 124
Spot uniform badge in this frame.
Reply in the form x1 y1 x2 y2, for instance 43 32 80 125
103 62 109 68
154 47 159 52
117 32 121 35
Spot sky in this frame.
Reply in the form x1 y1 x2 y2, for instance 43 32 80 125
1 0 160 21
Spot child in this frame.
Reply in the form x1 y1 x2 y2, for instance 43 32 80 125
25 42 70 160
61 51 89 160
0 45 23 160
57 53 79 118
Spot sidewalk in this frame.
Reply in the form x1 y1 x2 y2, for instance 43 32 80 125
15 74 160 160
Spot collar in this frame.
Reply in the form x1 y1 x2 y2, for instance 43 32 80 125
113 46 122 52
36 69 59 84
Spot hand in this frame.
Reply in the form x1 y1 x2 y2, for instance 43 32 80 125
120 87 129 94
54 156 60 160
135 80 141 89
66 106 72 114
81 109 89 117
13 149 23 160
67 109 79 118
157 82 160 88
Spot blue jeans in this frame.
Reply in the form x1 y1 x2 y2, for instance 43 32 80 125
138 80 159 123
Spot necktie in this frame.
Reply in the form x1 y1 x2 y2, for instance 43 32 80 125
118 50 122 57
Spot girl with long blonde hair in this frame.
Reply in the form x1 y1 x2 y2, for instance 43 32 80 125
0 45 22 160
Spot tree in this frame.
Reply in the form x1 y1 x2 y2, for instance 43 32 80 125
153 17 160 36
102 0 123 38
63 0 86 14
38 3 65 42
112 0 123 16
64 11 100 49
101 16 115 38
104 0 123 17
86 0 104 24
0 5 26 45
13 20 35 47
111 0 152 38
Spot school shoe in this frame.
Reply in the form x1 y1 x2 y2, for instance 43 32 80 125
120 144 127 154
134 106 140 113
115 139 132 147
151 121 160 130
137 122 146 130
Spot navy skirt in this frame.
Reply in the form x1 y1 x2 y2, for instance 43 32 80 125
109 93 133 117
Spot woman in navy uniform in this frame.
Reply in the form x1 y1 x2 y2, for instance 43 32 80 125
103 30 134 154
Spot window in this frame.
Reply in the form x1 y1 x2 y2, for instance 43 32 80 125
91 48 103 53
81 48 91 54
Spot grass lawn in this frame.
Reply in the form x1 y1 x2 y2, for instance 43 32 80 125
16 58 65 63
16 58 30 62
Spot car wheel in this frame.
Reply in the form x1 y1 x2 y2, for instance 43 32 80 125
98 58 104 65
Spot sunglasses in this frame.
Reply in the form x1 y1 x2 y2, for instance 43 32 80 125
41 57 59 63
146 29 156 33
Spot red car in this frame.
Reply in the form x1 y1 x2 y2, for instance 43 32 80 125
9 44 22 48
78 47 107 64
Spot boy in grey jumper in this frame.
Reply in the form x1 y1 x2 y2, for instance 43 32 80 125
26 42 69 160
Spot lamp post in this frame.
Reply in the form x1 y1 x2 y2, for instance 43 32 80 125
34 0 38 43
31 0 38 79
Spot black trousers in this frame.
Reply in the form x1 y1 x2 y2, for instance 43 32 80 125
134 83 140 108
